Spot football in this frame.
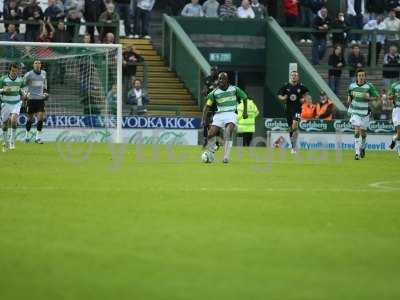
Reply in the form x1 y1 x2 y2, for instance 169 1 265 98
201 151 214 163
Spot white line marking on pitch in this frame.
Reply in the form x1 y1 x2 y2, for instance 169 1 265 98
369 181 400 191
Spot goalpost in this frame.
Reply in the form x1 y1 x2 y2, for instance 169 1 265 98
0 41 123 143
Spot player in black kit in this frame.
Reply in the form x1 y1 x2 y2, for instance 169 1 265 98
277 71 309 154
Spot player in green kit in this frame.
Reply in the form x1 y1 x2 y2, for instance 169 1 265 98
0 63 27 151
388 81 400 157
201 72 248 163
347 69 379 160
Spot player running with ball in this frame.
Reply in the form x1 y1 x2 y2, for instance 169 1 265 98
347 69 379 160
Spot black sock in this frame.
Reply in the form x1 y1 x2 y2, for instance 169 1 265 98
37 120 43 132
26 118 32 132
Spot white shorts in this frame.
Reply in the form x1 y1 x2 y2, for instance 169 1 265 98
350 114 370 130
393 107 400 127
212 111 237 128
1 102 21 123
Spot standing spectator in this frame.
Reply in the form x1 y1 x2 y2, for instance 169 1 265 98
347 44 365 81
383 9 400 51
134 0 156 39
123 45 143 101
23 0 44 41
64 0 84 41
99 3 120 42
299 0 314 43
203 0 219 18
181 0 204 17
363 15 385 66
309 0 327 15
84 0 105 43
328 45 346 95
3 24 22 41
53 20 70 42
331 12 348 48
3 0 23 32
366 0 385 20
237 0 254 19
283 0 299 27
316 91 334 120
347 0 365 44
218 0 237 19
44 0 64 22
387 0 400 19
115 0 132 38
300 94 316 119
382 45 400 89
127 78 149 115
311 7 330 65
251 0 266 19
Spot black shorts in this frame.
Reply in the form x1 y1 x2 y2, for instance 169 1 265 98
286 111 301 128
27 100 45 114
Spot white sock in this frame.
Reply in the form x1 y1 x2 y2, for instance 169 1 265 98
36 130 41 140
355 136 361 155
11 128 16 144
2 130 7 144
223 140 233 160
206 136 216 153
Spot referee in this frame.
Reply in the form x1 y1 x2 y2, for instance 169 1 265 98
277 70 309 154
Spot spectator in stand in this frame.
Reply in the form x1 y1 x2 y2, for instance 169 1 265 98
299 0 314 43
331 12 348 48
181 0 204 17
347 0 365 44
251 0 267 19
347 44 366 82
387 0 400 19
53 20 70 42
311 7 330 65
164 0 187 16
134 0 156 39
44 0 64 22
115 0 132 38
127 78 149 115
316 91 334 120
23 0 44 41
37 20 54 42
123 45 143 101
383 9 400 51
237 0 255 19
103 32 115 44
309 0 326 15
3 0 23 32
84 0 105 43
300 94 316 120
382 45 400 89
328 45 345 95
363 15 385 66
203 0 219 18
219 0 237 19
283 0 299 27
99 3 120 42
82 32 91 43
366 0 385 20
3 24 22 41
64 0 84 41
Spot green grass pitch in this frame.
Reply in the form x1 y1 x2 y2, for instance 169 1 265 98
0 142 399 300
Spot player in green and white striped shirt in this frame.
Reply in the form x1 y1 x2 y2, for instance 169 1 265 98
0 63 28 151
347 69 379 160
202 72 248 163
388 80 400 156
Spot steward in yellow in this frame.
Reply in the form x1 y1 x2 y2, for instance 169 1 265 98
237 99 259 146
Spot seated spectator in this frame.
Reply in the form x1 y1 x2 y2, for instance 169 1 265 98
363 15 385 66
328 45 345 95
283 0 299 27
64 0 84 41
347 0 364 44
382 45 400 89
331 12 348 48
383 9 400 51
237 0 255 19
106 84 117 114
3 0 23 32
251 0 267 19
316 92 334 120
3 24 22 41
123 45 144 101
311 7 330 65
219 0 237 19
44 0 64 22
181 0 204 17
99 3 120 42
347 44 365 82
134 0 156 39
103 32 115 44
203 0 219 18
37 21 54 42
127 78 149 115
301 94 316 119
23 0 44 42
53 21 71 42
